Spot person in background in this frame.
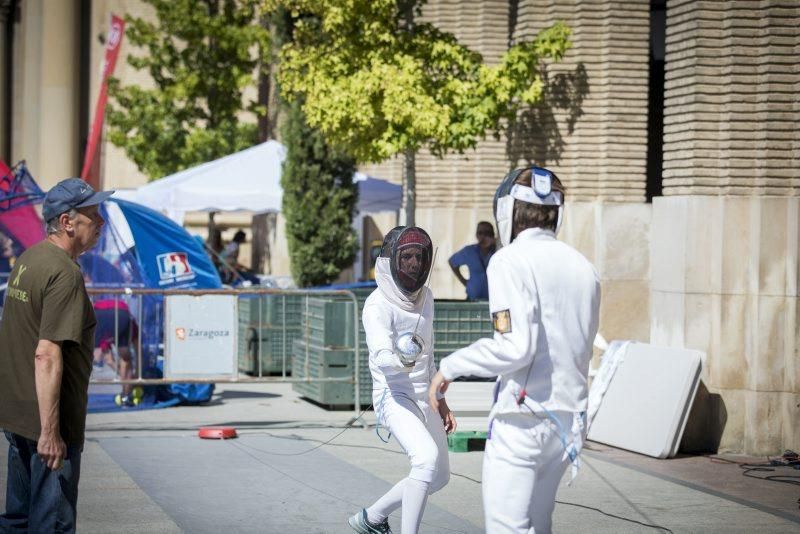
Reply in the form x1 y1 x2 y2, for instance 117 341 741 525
218 230 247 284
448 221 496 300
221 230 246 266
92 298 138 406
79 263 139 407
0 178 112 532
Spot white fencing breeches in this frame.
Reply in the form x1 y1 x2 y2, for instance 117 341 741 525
367 392 450 532
482 412 571 534
377 392 450 488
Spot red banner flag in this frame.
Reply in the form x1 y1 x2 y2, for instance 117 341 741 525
80 14 125 189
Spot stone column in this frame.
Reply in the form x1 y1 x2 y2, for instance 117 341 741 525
651 196 799 454
655 0 800 454
514 1 652 342
12 0 81 188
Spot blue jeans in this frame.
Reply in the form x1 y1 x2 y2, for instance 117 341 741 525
1 431 82 533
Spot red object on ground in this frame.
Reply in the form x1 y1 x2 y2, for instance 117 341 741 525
198 426 238 440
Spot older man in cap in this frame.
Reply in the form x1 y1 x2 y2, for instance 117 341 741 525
0 178 112 533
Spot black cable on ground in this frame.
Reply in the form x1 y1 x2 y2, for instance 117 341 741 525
237 427 677 531
232 404 373 456
228 439 469 534
240 430 407 456
708 450 800 488
448 469 673 533
553 501 673 533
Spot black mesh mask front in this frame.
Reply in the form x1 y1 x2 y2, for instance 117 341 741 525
380 226 433 296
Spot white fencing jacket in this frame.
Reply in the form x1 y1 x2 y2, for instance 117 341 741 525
363 258 437 402
439 228 601 417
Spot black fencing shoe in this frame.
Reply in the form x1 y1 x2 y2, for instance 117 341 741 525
348 509 393 533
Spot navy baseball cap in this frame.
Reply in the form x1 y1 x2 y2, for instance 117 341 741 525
42 178 114 221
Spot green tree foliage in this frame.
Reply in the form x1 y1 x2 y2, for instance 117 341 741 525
107 0 270 179
281 100 359 287
274 0 572 164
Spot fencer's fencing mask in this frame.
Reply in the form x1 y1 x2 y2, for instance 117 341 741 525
380 226 433 297
493 166 564 247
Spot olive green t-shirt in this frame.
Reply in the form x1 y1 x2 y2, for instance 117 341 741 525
0 240 96 445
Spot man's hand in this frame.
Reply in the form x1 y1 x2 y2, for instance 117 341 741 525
428 371 451 412
437 398 457 434
37 429 66 470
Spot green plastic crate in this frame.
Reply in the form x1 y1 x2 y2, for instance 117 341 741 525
292 294 494 407
302 297 357 348
447 431 487 452
300 289 374 350
237 295 304 375
291 339 371 406
237 324 301 375
433 300 493 345
238 294 304 328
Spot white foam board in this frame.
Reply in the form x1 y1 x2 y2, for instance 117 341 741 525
587 343 703 459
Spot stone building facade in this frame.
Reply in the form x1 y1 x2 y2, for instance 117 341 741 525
652 0 799 454
361 0 800 454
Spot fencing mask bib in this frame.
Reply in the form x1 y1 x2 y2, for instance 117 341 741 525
380 226 433 298
493 166 564 247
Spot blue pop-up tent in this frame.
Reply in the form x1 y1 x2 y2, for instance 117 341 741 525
86 198 221 289
81 198 222 409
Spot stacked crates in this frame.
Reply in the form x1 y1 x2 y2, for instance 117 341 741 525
292 289 374 406
237 294 303 375
432 300 494 362
292 290 493 408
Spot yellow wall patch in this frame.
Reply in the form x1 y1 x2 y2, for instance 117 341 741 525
492 309 512 334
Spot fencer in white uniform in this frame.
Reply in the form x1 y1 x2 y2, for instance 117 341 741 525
430 167 601 534
349 226 455 534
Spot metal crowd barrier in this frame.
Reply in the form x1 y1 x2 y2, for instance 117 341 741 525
86 287 361 420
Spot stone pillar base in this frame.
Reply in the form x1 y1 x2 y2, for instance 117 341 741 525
651 196 799 455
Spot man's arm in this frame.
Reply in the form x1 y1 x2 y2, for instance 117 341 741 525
440 256 539 380
35 339 67 469
362 302 409 374
448 248 469 287
449 262 468 287
431 257 539 407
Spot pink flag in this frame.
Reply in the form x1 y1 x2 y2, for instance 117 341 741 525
0 161 44 248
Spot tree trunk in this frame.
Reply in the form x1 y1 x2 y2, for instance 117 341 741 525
253 12 276 275
207 211 218 249
400 2 416 226
251 213 270 274
257 13 277 142
403 148 416 226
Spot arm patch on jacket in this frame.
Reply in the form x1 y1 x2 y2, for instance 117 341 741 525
492 309 512 334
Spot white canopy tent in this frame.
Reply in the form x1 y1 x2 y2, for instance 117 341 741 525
127 140 401 224
120 140 401 280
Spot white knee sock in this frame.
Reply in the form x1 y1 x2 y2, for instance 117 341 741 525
401 477 430 534
366 479 406 524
